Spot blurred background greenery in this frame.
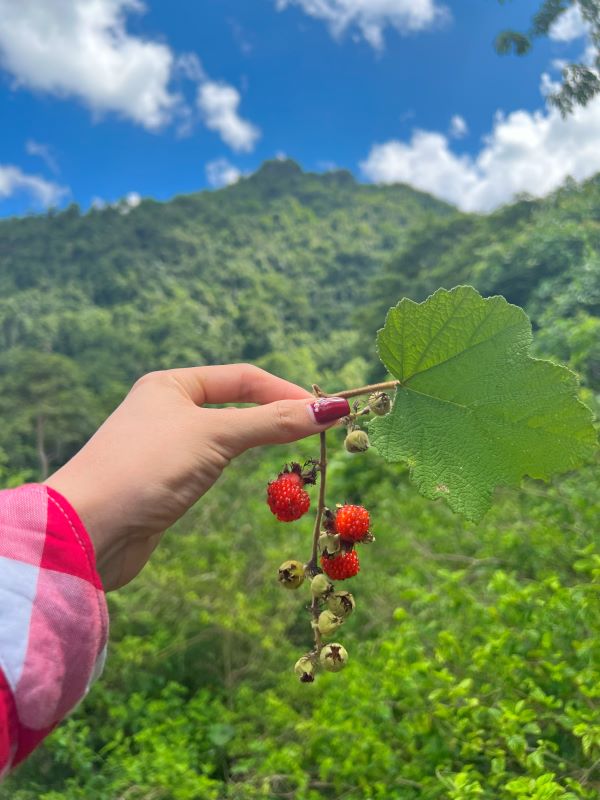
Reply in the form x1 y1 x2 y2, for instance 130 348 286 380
0 160 598 799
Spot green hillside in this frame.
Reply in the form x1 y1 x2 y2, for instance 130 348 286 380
1 164 598 800
0 159 449 478
362 176 600 403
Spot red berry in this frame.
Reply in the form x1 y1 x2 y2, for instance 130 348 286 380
321 549 360 580
267 473 310 522
335 505 370 542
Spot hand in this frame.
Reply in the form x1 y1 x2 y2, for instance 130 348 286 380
45 364 350 591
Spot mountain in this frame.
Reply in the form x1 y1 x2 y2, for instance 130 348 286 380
0 159 598 478
0 159 450 476
362 174 600 398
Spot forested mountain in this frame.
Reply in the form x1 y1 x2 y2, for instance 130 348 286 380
0 159 449 478
2 160 599 480
2 162 599 800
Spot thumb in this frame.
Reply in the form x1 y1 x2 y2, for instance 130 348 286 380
214 396 351 456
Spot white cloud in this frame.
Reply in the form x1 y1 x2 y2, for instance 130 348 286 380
540 71 562 98
205 158 242 188
582 40 597 66
175 53 205 83
548 4 596 69
198 82 261 152
124 191 141 208
449 114 468 138
549 5 589 42
25 139 59 174
91 191 141 211
0 1 262 147
0 0 179 129
361 95 600 212
275 0 448 49
0 164 67 207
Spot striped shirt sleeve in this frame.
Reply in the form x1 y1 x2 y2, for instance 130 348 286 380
0 484 108 776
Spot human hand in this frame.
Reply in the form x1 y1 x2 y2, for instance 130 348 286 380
45 365 350 591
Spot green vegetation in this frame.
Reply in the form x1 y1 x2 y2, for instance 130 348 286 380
496 0 600 116
0 159 448 478
1 162 598 798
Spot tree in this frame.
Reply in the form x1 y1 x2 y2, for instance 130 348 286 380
0 350 101 479
496 0 600 115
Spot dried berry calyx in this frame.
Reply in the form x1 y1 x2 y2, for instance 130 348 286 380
278 560 306 589
327 590 355 618
368 391 391 416
316 609 343 636
267 465 312 522
335 504 371 543
311 573 334 599
320 643 348 672
322 507 337 533
344 429 370 453
294 656 316 683
321 549 360 581
319 531 341 557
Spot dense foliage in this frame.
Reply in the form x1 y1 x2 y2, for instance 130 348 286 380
496 0 600 116
0 159 447 479
1 163 598 799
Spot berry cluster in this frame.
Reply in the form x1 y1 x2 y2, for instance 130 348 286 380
266 390 389 682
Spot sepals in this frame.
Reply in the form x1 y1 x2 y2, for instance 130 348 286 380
327 590 355 618
320 643 348 672
278 559 306 589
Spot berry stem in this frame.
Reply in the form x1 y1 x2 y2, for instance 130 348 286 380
307 428 328 654
328 379 400 400
307 430 327 574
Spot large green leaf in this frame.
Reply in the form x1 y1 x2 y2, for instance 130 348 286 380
369 286 597 521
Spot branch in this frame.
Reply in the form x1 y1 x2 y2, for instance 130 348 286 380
309 431 327 570
327 379 400 399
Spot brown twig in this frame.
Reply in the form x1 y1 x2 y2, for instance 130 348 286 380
309 431 327 571
328 379 400 399
307 430 328 654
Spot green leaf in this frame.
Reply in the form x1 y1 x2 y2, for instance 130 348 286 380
494 30 532 56
207 723 235 748
369 286 597 521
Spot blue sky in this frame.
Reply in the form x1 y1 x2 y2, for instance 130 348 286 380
0 0 597 217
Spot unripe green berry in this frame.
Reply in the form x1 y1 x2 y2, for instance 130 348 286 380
294 656 316 683
369 391 391 416
316 610 343 636
327 590 355 618
344 429 369 453
320 643 348 672
311 573 334 599
278 560 305 589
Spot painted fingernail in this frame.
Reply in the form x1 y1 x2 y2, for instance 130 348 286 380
308 396 351 424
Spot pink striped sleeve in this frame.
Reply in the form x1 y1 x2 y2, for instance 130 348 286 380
0 484 108 775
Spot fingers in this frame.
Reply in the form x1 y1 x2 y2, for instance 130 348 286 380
164 363 313 406
209 396 351 457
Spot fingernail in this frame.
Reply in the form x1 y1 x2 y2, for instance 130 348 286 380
308 396 351 425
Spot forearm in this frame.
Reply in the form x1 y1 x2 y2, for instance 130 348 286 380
0 484 108 775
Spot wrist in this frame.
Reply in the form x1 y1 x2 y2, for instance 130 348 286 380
44 467 117 588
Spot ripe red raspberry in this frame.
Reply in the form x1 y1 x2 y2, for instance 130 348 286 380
335 505 370 543
267 472 310 522
320 549 360 580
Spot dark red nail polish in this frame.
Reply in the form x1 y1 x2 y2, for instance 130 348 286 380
309 396 351 424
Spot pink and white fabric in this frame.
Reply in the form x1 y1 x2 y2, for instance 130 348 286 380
0 484 108 776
